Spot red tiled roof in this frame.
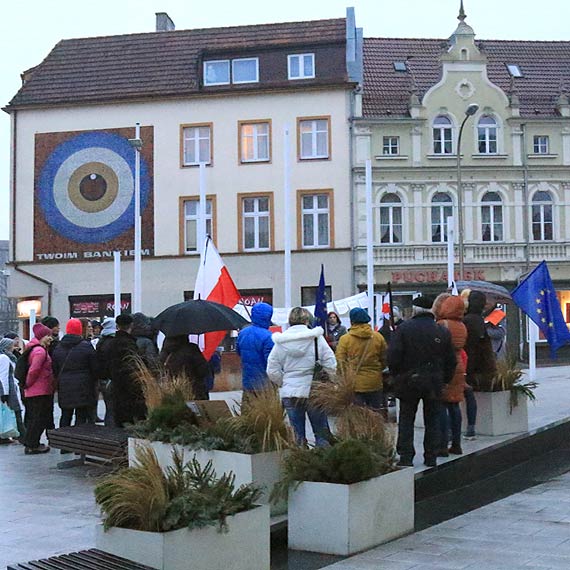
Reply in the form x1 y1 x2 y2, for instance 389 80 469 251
7 18 347 108
363 37 570 118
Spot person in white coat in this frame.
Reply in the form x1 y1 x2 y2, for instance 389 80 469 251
267 307 336 447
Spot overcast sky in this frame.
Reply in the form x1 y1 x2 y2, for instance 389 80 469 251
1 0 569 241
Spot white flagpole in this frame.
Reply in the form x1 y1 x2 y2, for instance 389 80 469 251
528 316 538 381
29 309 36 334
133 122 142 313
374 293 382 330
113 251 121 317
447 215 455 289
365 159 374 318
284 125 292 310
198 163 207 265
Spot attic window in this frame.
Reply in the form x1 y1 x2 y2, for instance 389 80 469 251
507 64 523 78
393 62 407 72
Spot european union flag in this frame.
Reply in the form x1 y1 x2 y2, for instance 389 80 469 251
314 264 328 330
511 261 570 356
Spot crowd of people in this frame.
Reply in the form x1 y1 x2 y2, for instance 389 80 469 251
0 290 504 466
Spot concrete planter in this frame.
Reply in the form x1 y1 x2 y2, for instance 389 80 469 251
128 438 285 514
96 505 269 570
288 467 414 555
474 390 529 436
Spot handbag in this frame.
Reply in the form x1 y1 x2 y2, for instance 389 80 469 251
0 402 19 439
312 339 330 383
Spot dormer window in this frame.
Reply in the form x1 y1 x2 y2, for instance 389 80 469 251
232 58 259 84
288 54 315 80
203 57 259 86
507 64 523 78
204 60 230 86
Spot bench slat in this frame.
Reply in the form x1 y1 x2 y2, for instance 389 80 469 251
9 550 154 570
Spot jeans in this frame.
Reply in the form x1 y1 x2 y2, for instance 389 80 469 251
439 402 462 448
354 390 383 412
59 407 93 428
282 397 331 447
464 386 477 427
397 397 441 463
24 395 54 449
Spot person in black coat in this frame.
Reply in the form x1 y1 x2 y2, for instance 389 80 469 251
52 319 98 427
388 295 456 468
160 336 210 400
107 314 147 427
131 312 159 368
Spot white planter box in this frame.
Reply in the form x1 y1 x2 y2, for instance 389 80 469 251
474 390 529 436
288 467 414 555
96 505 269 570
128 438 285 514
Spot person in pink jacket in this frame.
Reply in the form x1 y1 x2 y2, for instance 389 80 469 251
23 323 55 454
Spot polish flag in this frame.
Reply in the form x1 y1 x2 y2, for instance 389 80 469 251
194 237 241 360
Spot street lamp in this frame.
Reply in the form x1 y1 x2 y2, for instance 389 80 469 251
128 123 143 313
457 103 479 280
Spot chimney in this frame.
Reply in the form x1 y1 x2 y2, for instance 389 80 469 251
156 12 175 32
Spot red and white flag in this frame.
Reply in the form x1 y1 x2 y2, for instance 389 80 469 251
194 237 241 360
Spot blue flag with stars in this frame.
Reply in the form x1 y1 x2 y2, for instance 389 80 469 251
314 264 328 330
511 261 570 356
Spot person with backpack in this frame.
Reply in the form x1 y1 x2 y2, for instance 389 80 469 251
19 323 55 454
52 319 99 428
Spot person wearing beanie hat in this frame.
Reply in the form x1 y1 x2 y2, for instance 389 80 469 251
41 316 60 356
94 318 117 426
336 308 387 413
100 318 117 337
21 323 56 454
388 294 456 468
52 319 98 429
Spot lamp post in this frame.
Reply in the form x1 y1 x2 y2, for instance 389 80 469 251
128 123 143 313
457 103 479 280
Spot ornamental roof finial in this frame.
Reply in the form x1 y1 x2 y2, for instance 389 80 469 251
458 0 467 23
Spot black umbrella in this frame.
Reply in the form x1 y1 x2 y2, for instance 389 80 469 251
153 299 249 337
456 280 512 302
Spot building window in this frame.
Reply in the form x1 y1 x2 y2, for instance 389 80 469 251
478 116 498 154
203 60 230 85
239 121 271 163
180 197 215 254
533 136 549 155
506 64 523 77
532 191 553 241
481 191 503 242
301 285 332 307
298 117 330 160
383 136 400 156
431 192 453 243
298 191 333 249
180 124 212 166
232 58 259 84
378 193 403 244
288 54 315 80
433 116 453 155
239 194 273 251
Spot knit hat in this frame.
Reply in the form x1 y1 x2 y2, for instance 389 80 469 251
412 295 435 310
0 338 14 353
3 332 18 340
41 316 59 329
66 318 83 336
349 307 371 324
32 323 52 341
101 317 117 337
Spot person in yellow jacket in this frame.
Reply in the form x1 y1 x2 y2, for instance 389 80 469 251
336 308 387 412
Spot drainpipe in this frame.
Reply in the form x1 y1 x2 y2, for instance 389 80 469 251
14 265 53 315
521 123 530 271
10 111 17 261
349 100 356 295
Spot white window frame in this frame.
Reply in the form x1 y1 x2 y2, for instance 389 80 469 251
242 196 271 251
478 116 498 155
433 116 454 155
299 118 330 160
301 194 330 249
183 198 213 254
182 125 211 166
232 58 259 84
382 136 400 156
430 193 453 243
377 193 403 244
481 192 504 242
532 192 554 242
288 53 315 80
240 121 270 163
533 135 549 155
203 60 230 86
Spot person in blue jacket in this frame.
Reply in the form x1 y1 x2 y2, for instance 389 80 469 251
236 302 274 394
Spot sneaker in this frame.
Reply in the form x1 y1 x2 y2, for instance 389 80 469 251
24 444 50 455
464 426 477 440
448 445 463 455
437 448 449 458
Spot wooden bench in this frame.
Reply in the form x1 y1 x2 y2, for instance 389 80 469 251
8 548 153 570
47 425 128 468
